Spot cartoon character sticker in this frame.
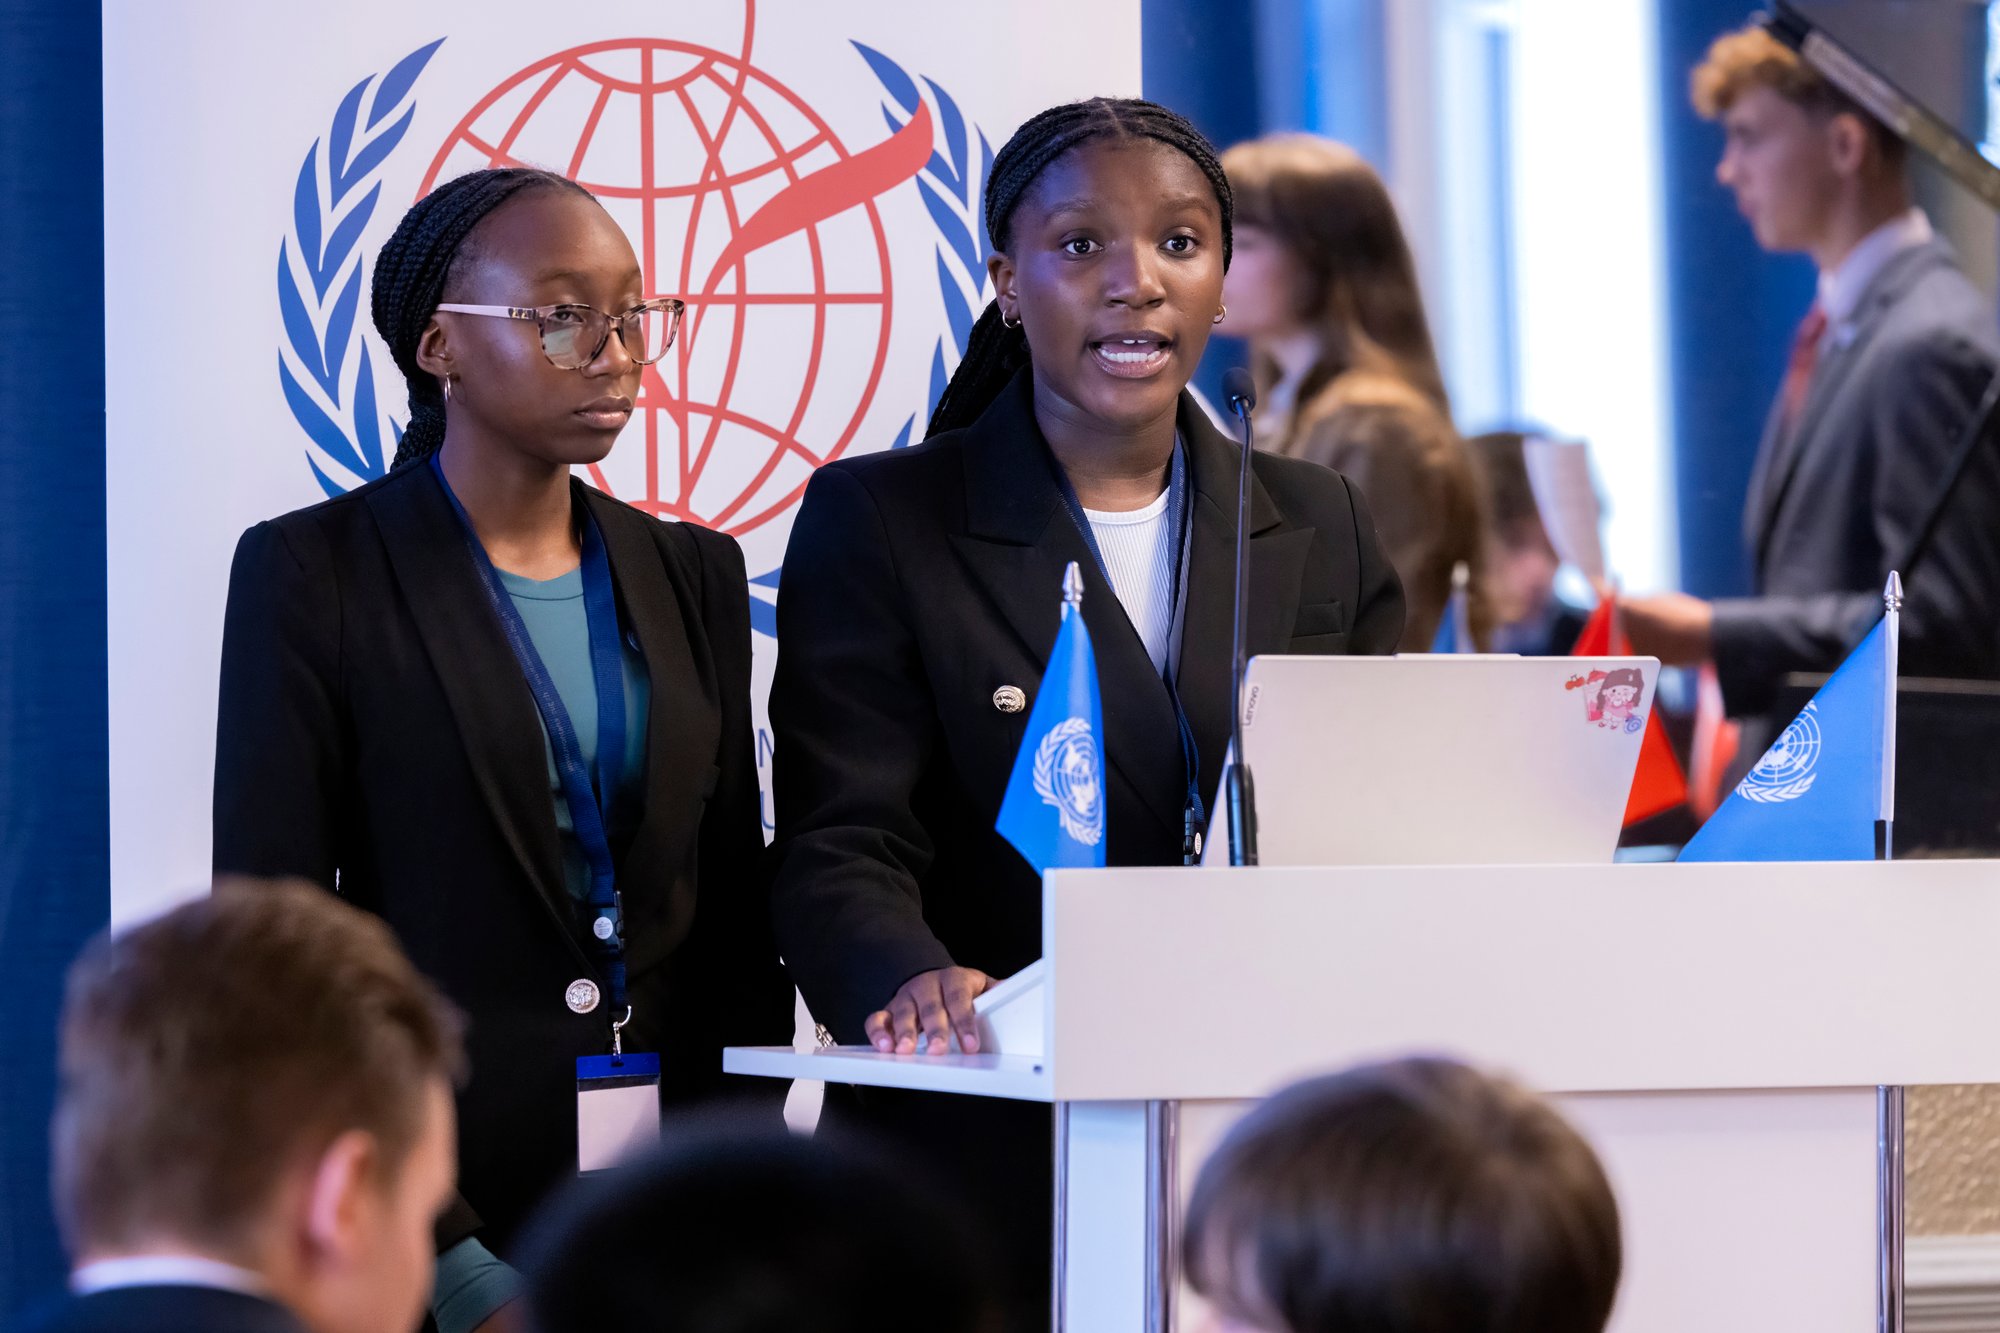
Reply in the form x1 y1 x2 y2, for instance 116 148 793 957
1568 667 1648 733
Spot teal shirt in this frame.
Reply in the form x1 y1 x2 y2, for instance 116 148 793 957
432 1237 521 1333
497 566 650 901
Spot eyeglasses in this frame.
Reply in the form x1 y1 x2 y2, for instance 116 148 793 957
434 298 686 369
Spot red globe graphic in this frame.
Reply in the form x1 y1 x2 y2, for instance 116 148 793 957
420 37 900 540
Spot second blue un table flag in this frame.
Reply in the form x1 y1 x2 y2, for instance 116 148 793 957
997 561 1108 874
1680 573 1901 862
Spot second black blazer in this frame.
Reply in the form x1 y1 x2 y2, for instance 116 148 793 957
213 459 792 1254
767 369 1406 1038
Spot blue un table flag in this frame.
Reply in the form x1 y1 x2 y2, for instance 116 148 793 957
1680 574 1900 862
996 562 1108 873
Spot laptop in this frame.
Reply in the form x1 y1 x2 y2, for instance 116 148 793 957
1221 654 1659 867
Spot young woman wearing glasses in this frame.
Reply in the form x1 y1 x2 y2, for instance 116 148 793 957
212 168 792 1333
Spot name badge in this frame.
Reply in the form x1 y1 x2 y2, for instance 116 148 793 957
576 1053 661 1173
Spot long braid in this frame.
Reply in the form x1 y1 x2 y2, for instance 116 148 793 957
925 98 1233 438
371 167 593 467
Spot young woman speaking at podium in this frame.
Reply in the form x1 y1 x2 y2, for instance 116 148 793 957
766 98 1406 1325
212 168 791 1332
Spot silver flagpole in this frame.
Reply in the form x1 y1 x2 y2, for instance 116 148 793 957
1878 572 1901 860
1143 1100 1181 1333
1879 1085 1906 1333
1878 571 1904 1333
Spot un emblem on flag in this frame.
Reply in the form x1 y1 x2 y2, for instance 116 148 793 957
1739 702 1822 804
1032 718 1104 846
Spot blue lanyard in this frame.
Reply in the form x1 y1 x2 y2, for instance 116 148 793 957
1051 439 1206 862
431 456 629 1018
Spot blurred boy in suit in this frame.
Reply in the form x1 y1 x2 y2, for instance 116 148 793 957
10 882 463 1333
1621 24 2000 738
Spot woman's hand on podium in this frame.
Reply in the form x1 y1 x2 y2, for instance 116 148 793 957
865 967 994 1056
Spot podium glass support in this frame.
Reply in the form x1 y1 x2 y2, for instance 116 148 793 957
1144 1100 1181 1333
1053 1103 1069 1333
1878 1085 1905 1333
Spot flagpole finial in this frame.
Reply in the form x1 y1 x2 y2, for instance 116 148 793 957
1884 570 1903 612
1062 561 1085 614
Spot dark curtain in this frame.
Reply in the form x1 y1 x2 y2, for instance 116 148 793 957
0 0 109 1314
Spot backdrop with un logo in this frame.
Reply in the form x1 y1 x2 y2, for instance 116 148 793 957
101 0 1141 925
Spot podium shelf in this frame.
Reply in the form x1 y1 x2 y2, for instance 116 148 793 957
723 1046 1053 1101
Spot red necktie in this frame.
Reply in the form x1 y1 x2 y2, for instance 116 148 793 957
1780 303 1828 433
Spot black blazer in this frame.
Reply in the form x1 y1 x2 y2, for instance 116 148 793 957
213 460 792 1254
766 370 1405 1039
8 1286 303 1333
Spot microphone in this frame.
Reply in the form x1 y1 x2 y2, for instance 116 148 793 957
1223 367 1256 417
1220 368 1259 866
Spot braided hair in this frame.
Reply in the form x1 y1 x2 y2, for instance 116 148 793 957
924 98 1233 439
371 167 595 467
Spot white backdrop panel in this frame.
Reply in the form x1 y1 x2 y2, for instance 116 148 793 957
103 0 1140 924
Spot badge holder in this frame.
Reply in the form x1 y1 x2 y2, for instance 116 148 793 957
576 1007 660 1173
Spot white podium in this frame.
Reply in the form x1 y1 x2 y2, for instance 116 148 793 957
727 859 2000 1332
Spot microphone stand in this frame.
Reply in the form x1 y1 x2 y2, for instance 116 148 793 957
1893 366 2000 584
1223 371 1259 866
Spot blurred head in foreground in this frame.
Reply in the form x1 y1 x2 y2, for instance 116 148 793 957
1185 1056 1621 1333
52 880 463 1333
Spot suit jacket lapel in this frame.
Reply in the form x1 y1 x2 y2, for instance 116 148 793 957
1751 334 1858 569
583 486 720 967
947 372 1188 838
1177 401 1310 804
1740 390 1790 566
1749 243 1944 576
368 464 588 971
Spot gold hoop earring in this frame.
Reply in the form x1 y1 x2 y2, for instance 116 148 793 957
1213 306 1227 325
442 375 454 404
1002 311 1021 329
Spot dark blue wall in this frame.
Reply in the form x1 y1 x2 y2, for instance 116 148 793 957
0 0 109 1313
1657 1 1831 597
1144 0 1265 410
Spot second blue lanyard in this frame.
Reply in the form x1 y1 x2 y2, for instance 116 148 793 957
1051 439 1206 862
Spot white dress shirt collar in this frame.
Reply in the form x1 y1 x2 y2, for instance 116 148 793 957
1256 370 1300 451
1818 208 1933 330
71 1254 273 1299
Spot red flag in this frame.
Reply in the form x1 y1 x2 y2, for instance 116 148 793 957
1687 663 1741 822
1573 599 1689 826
